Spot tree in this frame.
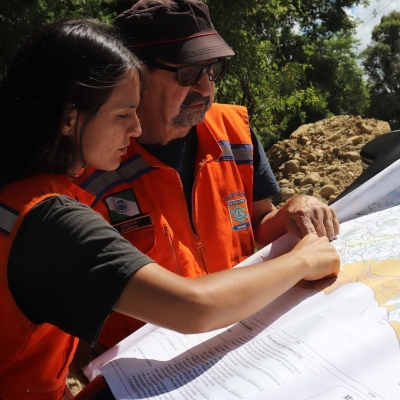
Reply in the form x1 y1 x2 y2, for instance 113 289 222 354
207 0 369 147
0 1 41 82
284 32 369 134
1 0 371 146
361 11 400 130
0 0 118 84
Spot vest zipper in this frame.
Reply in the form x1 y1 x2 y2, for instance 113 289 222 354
164 225 182 275
191 157 211 274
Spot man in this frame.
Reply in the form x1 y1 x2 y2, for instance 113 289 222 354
79 0 339 348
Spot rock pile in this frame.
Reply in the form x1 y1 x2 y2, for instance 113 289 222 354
266 115 392 207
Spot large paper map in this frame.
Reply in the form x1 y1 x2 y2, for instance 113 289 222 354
355 187 400 220
331 158 400 222
325 202 400 345
95 204 400 400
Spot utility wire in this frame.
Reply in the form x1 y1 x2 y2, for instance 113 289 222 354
356 0 395 31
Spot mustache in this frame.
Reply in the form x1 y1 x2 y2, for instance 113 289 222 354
180 92 210 110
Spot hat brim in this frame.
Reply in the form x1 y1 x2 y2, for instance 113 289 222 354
144 33 235 64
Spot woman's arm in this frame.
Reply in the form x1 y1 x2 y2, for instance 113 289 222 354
115 233 339 333
10 195 338 342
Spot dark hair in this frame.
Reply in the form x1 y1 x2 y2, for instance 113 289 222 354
0 18 141 189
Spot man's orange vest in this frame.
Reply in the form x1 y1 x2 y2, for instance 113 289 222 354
0 174 94 399
79 104 256 347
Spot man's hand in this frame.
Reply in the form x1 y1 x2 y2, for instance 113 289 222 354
252 195 339 247
280 195 339 241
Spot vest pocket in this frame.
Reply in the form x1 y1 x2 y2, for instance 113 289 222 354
122 225 157 255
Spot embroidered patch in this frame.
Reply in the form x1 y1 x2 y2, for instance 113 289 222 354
113 214 153 235
104 189 142 224
227 197 251 231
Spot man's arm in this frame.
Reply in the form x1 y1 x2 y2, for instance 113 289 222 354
250 128 339 247
252 195 340 248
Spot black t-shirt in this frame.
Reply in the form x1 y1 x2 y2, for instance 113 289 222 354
250 128 280 200
141 127 279 214
8 195 153 344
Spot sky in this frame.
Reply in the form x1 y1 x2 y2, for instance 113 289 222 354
349 0 400 52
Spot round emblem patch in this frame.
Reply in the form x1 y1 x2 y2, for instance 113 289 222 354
115 199 128 213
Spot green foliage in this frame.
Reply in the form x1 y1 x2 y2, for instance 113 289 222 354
1 0 372 147
361 11 400 130
294 33 369 128
207 0 370 147
0 0 41 82
214 29 318 147
0 0 118 84
36 0 117 22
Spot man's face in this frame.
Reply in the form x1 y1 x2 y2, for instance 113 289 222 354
172 88 212 128
138 59 215 144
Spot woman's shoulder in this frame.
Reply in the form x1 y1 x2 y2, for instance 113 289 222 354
28 194 103 230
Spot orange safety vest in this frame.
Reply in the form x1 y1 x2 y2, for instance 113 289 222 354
0 174 94 399
79 104 256 347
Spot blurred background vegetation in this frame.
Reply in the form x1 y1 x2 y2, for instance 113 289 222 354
1 0 399 148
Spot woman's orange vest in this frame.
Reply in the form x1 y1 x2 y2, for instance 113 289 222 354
79 104 256 347
0 174 94 399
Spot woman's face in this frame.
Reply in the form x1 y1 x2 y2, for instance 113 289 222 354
79 71 141 172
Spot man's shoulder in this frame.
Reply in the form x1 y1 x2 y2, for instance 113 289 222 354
198 103 251 143
209 102 247 114
204 103 249 124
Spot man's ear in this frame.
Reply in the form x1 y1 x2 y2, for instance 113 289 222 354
61 105 78 136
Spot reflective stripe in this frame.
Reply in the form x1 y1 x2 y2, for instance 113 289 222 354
0 203 19 236
81 154 155 207
217 140 253 164
81 141 253 206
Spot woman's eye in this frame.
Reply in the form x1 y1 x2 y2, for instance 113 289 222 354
118 114 129 119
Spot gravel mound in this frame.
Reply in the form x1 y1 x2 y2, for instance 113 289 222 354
266 115 392 207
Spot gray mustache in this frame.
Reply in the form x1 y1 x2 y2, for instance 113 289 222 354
180 92 210 110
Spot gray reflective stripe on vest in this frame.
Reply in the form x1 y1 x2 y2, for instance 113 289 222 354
84 155 153 198
218 141 253 163
0 205 18 235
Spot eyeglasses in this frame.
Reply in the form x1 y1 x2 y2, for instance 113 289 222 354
143 58 230 87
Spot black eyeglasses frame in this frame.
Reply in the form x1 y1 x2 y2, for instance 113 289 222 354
142 58 231 87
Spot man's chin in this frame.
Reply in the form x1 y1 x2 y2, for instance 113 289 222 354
173 108 210 128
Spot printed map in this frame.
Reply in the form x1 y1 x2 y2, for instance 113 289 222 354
355 187 400 219
326 203 400 341
100 202 400 400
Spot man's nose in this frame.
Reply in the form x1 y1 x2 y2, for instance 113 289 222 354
191 70 214 97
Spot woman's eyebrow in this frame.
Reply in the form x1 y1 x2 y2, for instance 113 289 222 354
116 103 138 110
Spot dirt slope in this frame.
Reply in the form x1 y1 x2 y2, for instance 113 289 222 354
266 115 392 207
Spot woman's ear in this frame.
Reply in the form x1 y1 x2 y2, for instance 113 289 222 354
61 104 78 136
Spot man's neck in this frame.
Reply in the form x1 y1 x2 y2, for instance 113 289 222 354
137 123 192 145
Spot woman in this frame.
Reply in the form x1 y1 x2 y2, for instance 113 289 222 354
0 19 339 399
